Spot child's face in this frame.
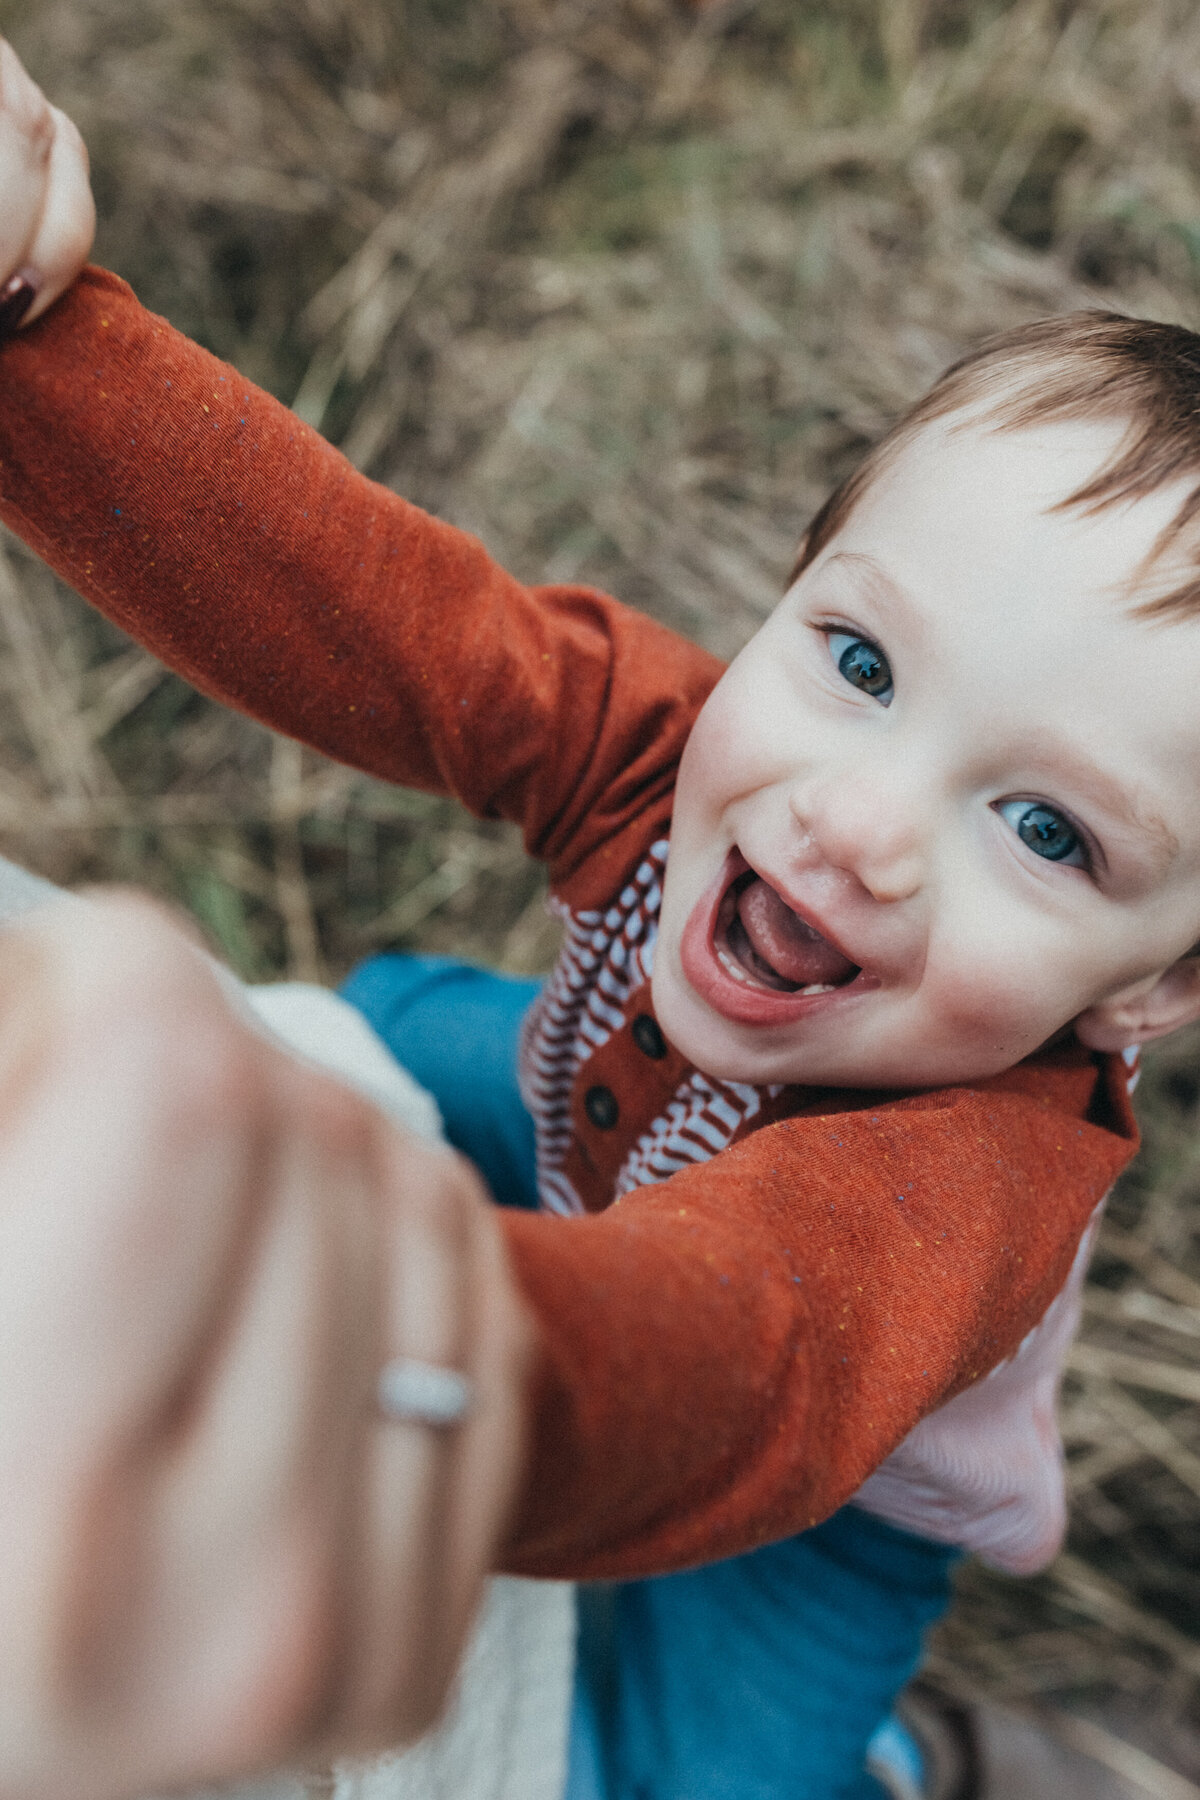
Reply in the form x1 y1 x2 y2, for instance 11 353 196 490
654 414 1200 1090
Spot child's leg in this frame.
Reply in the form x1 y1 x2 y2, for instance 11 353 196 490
339 952 541 1211
592 1510 958 1800
340 952 956 1800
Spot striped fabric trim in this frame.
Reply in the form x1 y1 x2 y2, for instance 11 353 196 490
519 836 786 1214
614 1073 772 1196
520 840 667 1216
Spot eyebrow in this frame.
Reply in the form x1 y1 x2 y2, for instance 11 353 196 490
819 553 1181 876
821 551 926 640
1012 734 1179 876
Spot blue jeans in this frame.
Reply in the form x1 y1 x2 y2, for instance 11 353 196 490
340 953 958 1800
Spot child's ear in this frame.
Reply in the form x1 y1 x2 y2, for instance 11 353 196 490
1075 955 1200 1052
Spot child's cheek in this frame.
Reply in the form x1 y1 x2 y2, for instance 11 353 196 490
927 957 1062 1074
679 680 759 822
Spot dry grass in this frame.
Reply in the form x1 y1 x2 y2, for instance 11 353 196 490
0 0 1198 1780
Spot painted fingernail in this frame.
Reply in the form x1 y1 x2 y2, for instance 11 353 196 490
0 270 38 344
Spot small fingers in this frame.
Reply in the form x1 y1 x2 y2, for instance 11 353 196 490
0 41 53 285
0 40 55 162
22 106 94 323
0 43 93 339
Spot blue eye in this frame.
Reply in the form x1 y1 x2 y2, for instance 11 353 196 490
827 631 893 704
997 800 1087 868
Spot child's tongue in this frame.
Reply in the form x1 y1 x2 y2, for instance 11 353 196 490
735 877 857 988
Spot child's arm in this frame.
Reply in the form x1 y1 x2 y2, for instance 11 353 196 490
0 66 1140 1580
0 260 720 898
0 46 709 887
0 295 1135 1579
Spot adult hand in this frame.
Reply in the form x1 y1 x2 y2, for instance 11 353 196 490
0 39 94 337
0 891 533 1800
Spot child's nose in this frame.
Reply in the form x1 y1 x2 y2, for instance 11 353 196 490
789 770 927 904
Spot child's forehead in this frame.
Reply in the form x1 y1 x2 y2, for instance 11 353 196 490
782 414 1200 841
873 409 1136 521
832 410 1200 615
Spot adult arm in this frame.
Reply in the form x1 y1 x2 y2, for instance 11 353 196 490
0 891 532 1800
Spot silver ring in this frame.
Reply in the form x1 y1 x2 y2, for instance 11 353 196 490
377 1357 475 1428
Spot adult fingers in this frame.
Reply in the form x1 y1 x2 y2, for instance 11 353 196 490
0 893 293 1800
118 1091 378 1792
329 1138 536 1755
328 1131 477 1746
0 893 268 1451
435 1187 534 1654
43 1022 385 1798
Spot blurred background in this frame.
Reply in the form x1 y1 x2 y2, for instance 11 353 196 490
0 0 1197 1785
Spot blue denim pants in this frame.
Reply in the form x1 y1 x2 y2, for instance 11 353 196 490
340 953 958 1800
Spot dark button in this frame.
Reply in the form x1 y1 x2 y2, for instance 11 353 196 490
631 1013 667 1060
584 1084 620 1130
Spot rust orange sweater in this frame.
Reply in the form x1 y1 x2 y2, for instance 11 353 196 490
0 270 1138 1578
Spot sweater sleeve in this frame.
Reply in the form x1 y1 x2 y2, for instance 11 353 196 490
498 1051 1137 1579
0 269 722 897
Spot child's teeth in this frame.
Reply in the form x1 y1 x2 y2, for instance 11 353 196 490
716 938 837 998
717 942 754 984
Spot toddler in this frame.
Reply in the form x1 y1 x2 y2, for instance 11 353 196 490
0 51 1193 1800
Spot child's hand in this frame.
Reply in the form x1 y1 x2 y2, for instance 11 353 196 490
0 40 93 340
0 891 533 1800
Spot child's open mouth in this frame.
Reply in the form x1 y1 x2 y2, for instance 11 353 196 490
680 850 866 1028
715 867 859 994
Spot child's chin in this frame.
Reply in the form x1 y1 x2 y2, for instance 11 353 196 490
651 962 738 1066
655 962 805 1080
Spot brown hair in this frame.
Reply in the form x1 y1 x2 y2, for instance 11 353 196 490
790 310 1200 622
